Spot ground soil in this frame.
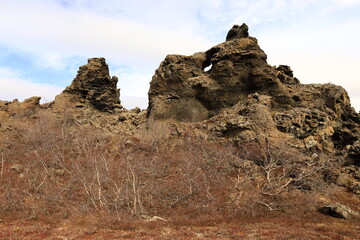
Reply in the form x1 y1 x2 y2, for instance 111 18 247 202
1 214 359 240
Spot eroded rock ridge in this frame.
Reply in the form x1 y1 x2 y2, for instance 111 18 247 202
147 24 360 153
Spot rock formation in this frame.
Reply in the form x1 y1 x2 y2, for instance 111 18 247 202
1 23 360 156
148 24 360 152
226 23 249 41
0 97 41 133
148 24 300 122
58 57 121 112
50 57 146 135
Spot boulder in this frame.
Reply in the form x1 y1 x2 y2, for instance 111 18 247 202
320 203 358 219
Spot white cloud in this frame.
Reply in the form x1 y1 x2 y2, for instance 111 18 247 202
113 69 152 98
0 67 17 79
34 53 68 71
0 1 211 68
351 97 360 113
121 96 148 110
0 68 63 103
332 0 360 6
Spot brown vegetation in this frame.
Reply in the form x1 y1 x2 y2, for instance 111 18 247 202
1 110 360 239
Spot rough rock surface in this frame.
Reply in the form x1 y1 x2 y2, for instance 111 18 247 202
226 23 249 41
321 203 359 219
148 28 284 122
148 24 301 122
325 165 360 194
148 24 360 152
44 57 146 135
0 97 40 115
0 97 41 133
59 57 121 112
348 140 360 166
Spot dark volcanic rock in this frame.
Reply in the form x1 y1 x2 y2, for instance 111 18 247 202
148 31 292 122
50 57 145 135
349 140 360 166
63 57 120 112
147 24 360 153
226 23 249 41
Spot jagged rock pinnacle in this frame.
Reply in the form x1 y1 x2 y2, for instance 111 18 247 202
64 57 121 112
226 23 249 41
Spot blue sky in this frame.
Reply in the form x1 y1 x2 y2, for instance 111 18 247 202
0 0 360 110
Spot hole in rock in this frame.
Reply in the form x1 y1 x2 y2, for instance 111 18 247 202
204 64 212 72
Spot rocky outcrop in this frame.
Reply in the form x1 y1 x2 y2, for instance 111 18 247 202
52 57 146 135
0 24 359 156
0 97 40 115
148 24 360 152
147 25 308 122
0 97 41 133
148 25 293 122
59 57 121 112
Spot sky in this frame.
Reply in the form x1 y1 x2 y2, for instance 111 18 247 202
0 0 360 111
